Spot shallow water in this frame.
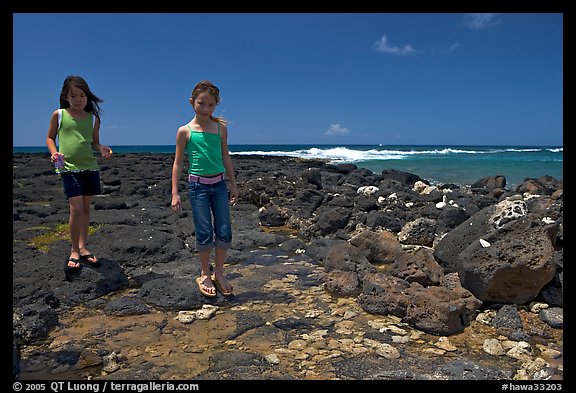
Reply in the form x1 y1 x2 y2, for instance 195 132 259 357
18 248 563 381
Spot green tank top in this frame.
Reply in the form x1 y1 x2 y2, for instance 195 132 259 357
185 122 225 176
57 109 99 171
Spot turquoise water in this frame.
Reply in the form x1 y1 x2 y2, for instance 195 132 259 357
14 144 563 188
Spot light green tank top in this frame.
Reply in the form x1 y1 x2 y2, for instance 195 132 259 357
57 109 98 171
185 122 225 176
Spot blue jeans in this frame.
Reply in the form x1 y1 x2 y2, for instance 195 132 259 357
188 180 232 251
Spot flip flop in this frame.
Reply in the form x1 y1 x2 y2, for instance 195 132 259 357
64 257 81 274
80 253 101 267
211 274 234 296
196 276 216 298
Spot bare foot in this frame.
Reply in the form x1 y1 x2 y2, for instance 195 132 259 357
79 248 98 264
212 272 233 296
196 275 216 297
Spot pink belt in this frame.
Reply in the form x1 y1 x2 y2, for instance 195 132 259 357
188 173 225 185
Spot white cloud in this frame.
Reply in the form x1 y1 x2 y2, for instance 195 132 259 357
324 123 350 136
373 35 417 56
447 42 460 52
463 13 501 30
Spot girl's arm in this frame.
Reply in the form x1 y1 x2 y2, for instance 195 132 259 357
220 123 238 205
91 117 112 157
45 110 61 162
171 126 189 212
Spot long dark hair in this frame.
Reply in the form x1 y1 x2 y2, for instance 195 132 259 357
59 75 104 122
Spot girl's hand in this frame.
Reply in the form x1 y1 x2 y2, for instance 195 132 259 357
171 195 182 213
100 145 113 158
229 186 238 206
51 152 64 163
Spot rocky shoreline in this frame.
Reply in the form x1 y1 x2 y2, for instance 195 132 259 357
12 152 563 380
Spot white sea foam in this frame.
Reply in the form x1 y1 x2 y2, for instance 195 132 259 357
230 146 561 163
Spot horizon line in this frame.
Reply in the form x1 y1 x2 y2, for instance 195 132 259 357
13 143 564 148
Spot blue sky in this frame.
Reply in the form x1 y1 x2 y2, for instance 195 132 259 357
13 13 563 147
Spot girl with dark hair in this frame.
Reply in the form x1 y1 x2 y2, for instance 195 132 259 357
46 75 112 276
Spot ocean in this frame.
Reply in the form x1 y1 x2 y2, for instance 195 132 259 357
14 144 563 189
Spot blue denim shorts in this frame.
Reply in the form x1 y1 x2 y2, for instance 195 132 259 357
188 179 232 251
60 170 102 199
